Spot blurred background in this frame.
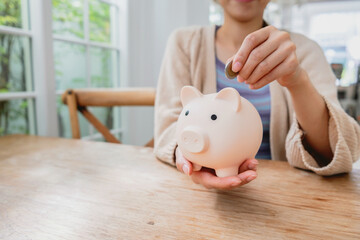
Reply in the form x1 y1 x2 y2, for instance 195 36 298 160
0 0 360 146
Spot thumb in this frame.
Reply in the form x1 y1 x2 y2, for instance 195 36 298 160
175 147 193 176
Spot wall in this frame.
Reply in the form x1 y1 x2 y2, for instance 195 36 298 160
123 0 209 145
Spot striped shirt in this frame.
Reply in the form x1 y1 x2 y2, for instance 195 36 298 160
215 56 272 159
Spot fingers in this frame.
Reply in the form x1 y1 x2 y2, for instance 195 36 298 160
191 171 241 190
176 150 259 190
245 41 296 85
237 36 278 80
175 148 193 176
238 158 259 173
237 170 258 184
230 27 298 89
192 163 202 171
232 26 273 73
249 53 299 90
191 168 257 190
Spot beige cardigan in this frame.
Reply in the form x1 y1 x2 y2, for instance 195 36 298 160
154 25 360 176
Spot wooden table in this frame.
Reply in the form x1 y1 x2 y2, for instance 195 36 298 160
0 135 359 240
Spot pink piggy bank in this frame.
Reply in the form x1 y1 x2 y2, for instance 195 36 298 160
176 86 263 177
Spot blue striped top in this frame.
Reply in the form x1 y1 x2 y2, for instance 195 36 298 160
215 56 272 159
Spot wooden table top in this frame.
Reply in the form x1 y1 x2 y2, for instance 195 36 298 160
0 135 359 240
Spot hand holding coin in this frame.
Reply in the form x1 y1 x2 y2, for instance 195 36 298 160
224 26 304 90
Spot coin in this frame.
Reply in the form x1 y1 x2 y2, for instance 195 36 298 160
225 60 239 79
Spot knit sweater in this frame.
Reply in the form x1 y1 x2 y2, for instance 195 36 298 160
154 25 360 176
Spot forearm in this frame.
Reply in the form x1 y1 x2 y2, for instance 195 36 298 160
286 69 333 166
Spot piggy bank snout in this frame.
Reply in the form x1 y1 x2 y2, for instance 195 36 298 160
179 127 209 153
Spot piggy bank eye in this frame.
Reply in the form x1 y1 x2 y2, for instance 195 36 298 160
185 110 189 116
211 114 217 120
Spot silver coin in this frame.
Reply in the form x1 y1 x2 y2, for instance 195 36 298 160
225 60 238 79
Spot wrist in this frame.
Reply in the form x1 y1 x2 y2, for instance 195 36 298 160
285 68 311 94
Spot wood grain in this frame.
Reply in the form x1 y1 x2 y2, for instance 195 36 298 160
0 135 359 240
61 88 155 147
61 88 156 107
66 91 81 139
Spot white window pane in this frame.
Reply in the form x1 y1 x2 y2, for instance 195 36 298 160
54 41 87 90
90 47 118 88
89 47 120 137
309 11 360 86
0 98 36 136
89 0 117 44
209 1 224 25
0 0 29 29
54 41 90 138
52 0 84 40
0 34 32 92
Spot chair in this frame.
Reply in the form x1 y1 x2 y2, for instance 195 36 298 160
61 88 156 147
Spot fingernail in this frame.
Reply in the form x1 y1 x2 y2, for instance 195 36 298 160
232 61 241 72
231 180 242 187
248 161 258 170
182 165 190 176
246 174 257 182
248 161 259 170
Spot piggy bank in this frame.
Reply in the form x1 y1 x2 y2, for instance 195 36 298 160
175 86 263 177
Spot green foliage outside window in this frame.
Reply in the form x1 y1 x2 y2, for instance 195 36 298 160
52 0 116 138
52 0 84 39
0 0 22 28
89 0 111 43
0 0 30 136
1 0 117 137
52 0 112 43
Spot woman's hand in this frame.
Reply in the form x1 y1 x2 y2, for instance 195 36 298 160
230 25 306 90
175 147 258 190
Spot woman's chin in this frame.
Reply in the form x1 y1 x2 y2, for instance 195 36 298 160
232 0 255 3
229 12 261 22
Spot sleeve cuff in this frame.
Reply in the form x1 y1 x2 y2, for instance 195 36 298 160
285 96 353 176
154 138 178 167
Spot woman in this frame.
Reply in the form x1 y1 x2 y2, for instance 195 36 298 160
154 0 360 190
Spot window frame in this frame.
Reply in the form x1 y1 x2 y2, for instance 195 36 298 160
0 0 36 136
53 0 122 139
0 0 127 139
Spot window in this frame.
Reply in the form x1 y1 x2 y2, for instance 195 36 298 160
263 1 360 87
0 0 123 140
308 11 360 87
53 0 121 140
0 0 35 136
209 2 223 25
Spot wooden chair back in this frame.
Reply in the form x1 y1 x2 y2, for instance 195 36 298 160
61 88 156 147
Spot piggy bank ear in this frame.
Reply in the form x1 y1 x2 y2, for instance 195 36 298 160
215 87 241 112
180 86 203 106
